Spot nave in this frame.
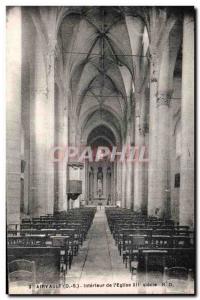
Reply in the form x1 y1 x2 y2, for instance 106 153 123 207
6 6 195 295
7 206 195 295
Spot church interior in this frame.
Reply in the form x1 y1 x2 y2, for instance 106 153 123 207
6 6 195 294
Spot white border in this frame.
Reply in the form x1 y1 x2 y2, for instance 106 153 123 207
2 0 200 6
0 1 199 299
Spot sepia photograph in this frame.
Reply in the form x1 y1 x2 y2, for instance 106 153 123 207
6 5 195 295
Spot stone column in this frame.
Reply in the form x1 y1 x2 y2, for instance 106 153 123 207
126 162 133 209
121 160 127 208
46 40 56 214
119 65 133 210
6 7 22 225
81 163 85 205
29 35 49 217
116 160 122 207
85 161 89 201
126 15 145 212
113 161 117 205
93 168 97 199
63 94 69 211
147 52 159 216
155 92 171 218
146 10 181 218
29 34 57 217
103 165 107 200
134 92 146 213
179 13 194 227
106 167 111 200
57 89 68 212
89 168 94 199
148 40 171 218
126 135 133 209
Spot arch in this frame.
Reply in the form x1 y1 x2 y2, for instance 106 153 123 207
81 120 121 147
88 135 115 147
78 104 123 134
80 108 122 145
75 69 127 117
56 7 83 37
87 125 116 145
57 7 135 122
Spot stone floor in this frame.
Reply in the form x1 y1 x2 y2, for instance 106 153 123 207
10 207 194 295
63 207 130 294
60 207 194 295
8 207 195 295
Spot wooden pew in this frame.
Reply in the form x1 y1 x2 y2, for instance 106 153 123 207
105 206 195 279
138 248 195 275
7 236 70 285
7 207 97 283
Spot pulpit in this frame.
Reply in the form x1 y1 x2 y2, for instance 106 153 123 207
67 162 83 206
67 180 82 200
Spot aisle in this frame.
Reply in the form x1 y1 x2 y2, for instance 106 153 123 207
61 208 194 294
63 207 132 294
79 207 128 282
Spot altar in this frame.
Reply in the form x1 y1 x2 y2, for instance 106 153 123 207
86 161 114 204
93 198 107 206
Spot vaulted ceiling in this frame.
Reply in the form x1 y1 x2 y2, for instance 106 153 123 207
57 6 181 147
58 7 136 146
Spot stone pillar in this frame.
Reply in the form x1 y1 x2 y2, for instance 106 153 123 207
103 165 107 199
29 35 49 217
113 161 117 205
81 163 85 205
147 52 159 216
46 40 56 214
93 168 97 198
30 37 56 216
106 167 111 200
134 92 146 213
179 13 194 227
57 89 67 212
89 168 94 199
126 135 133 209
126 161 132 209
63 95 69 211
155 92 171 218
116 160 122 207
126 15 145 212
148 40 171 218
119 65 133 210
85 161 89 202
121 160 127 208
146 10 182 218
6 7 22 225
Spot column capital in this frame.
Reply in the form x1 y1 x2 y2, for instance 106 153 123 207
47 38 58 56
46 38 58 79
157 93 171 107
149 51 160 82
149 48 160 63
